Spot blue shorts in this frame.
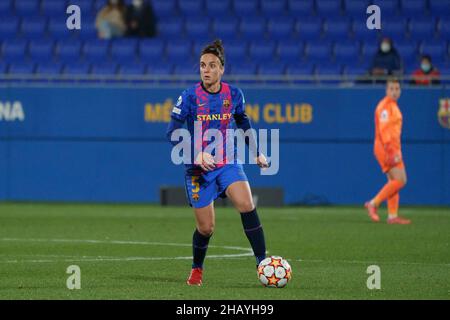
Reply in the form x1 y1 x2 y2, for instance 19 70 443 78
184 164 248 208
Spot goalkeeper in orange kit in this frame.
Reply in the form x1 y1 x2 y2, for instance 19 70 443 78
365 78 411 224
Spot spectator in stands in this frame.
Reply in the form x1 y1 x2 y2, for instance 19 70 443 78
95 0 127 39
125 0 157 38
410 55 441 86
369 38 402 80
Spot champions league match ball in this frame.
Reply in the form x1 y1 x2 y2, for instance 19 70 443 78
257 256 292 288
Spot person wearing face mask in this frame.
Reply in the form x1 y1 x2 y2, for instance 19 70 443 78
125 0 156 37
411 55 441 86
369 38 402 82
95 0 127 39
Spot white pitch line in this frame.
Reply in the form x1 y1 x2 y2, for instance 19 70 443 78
0 238 254 264
296 258 450 267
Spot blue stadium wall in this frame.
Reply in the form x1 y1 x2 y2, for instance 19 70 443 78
0 85 449 205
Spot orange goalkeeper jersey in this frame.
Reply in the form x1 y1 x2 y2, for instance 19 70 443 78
374 96 403 153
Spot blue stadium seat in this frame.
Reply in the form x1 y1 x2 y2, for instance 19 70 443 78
185 18 211 39
439 18 450 40
110 39 138 62
285 63 314 76
0 16 19 39
118 62 147 75
147 64 174 75
76 22 98 40
380 19 408 40
91 62 118 75
372 0 399 16
2 39 28 62
48 19 72 39
249 41 277 62
152 0 177 18
258 62 286 75
173 64 198 75
36 62 63 75
277 41 304 61
315 62 342 75
296 18 323 40
212 17 239 40
395 40 419 67
228 62 257 75
29 40 55 60
139 39 165 61
56 40 82 62
361 42 379 61
409 18 437 40
83 40 111 63
69 0 93 13
240 17 266 40
352 19 381 41
165 41 192 61
305 41 333 62
260 0 287 16
421 40 448 60
267 17 295 40
429 0 450 17
157 18 184 38
8 62 35 74
41 0 68 17
0 62 7 74
15 0 40 17
288 0 314 16
334 41 361 64
63 62 90 75
0 1 12 15
323 18 351 40
344 0 370 17
344 65 368 76
400 0 427 17
316 0 343 16
226 40 249 62
20 17 48 40
206 0 232 16
179 0 204 16
233 0 259 16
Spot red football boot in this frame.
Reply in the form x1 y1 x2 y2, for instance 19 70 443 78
365 202 380 222
186 267 203 286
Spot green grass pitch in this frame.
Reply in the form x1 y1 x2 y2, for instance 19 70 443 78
0 203 449 299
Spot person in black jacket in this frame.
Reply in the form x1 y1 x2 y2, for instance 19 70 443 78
125 0 157 37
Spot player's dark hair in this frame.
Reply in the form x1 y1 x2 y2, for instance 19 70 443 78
201 39 225 66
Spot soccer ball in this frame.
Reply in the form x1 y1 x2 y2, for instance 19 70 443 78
257 256 292 288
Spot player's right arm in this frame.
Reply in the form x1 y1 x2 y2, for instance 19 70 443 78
166 91 189 146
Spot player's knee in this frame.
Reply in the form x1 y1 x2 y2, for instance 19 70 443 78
198 224 214 236
236 200 255 213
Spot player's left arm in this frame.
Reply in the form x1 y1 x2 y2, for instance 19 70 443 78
233 89 268 168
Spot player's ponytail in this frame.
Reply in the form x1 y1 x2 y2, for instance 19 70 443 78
201 39 225 66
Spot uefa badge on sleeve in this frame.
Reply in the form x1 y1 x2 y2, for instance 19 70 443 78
438 98 450 129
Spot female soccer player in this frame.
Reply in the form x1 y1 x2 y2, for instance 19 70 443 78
365 78 411 224
166 40 269 285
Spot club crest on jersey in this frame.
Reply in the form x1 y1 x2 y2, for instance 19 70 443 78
438 98 450 129
380 109 389 122
223 99 230 108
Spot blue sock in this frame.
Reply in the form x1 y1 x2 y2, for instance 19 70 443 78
192 229 211 269
240 208 266 265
